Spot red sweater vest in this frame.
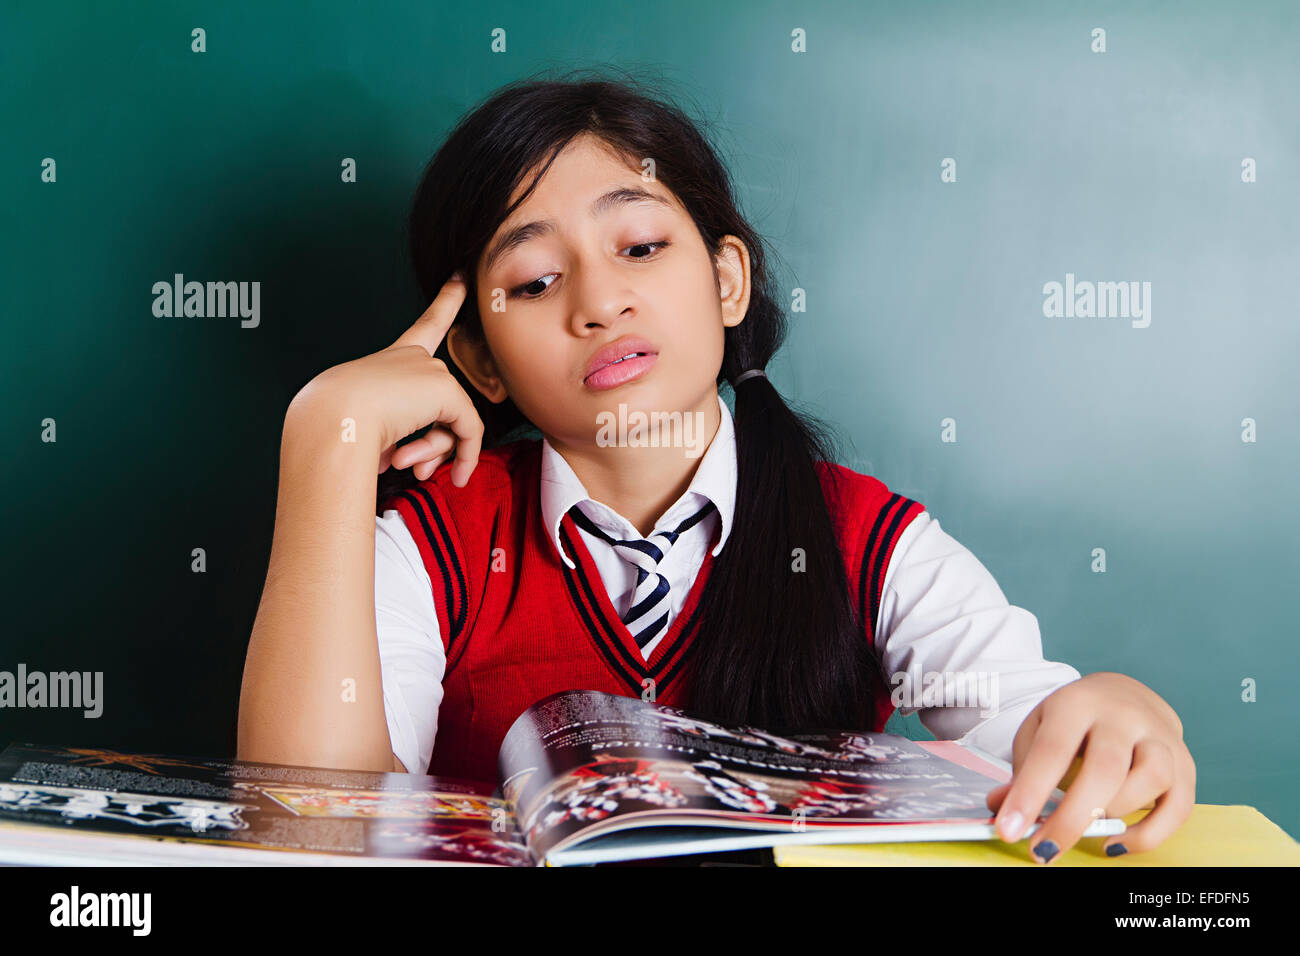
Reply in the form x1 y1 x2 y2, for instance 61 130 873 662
380 439 924 781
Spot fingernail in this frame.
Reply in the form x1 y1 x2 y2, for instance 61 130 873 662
451 271 464 282
998 810 1024 842
1032 840 1059 864
1105 842 1128 857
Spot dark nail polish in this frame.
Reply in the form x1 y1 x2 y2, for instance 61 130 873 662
1106 842 1128 857
1033 840 1059 863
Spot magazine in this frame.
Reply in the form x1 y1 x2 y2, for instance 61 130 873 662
0 689 1125 866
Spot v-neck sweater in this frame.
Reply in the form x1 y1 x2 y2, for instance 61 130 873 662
381 438 923 783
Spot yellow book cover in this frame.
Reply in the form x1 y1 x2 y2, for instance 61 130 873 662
773 805 1300 866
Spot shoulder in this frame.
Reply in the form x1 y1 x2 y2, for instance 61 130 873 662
814 461 929 636
814 460 923 523
813 460 927 565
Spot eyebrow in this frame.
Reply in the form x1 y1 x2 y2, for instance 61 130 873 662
482 186 674 274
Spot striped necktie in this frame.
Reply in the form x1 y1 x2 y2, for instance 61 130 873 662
568 500 717 650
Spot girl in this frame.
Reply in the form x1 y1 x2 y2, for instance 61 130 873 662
238 72 1194 864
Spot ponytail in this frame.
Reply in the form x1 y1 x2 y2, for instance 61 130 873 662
679 366 885 734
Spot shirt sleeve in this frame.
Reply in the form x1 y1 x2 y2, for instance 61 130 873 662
875 512 1082 764
374 508 446 775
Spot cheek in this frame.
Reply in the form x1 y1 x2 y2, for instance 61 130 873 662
483 322 563 387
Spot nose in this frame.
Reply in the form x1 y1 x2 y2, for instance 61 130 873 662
567 254 637 335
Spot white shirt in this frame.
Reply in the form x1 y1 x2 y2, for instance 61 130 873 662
375 392 1082 775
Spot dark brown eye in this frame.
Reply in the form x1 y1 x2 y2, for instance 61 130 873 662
509 274 557 299
624 240 670 258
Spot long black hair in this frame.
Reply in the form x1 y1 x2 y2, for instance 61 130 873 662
379 67 889 734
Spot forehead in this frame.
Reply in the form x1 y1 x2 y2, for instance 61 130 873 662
505 134 683 218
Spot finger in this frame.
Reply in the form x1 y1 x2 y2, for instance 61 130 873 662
988 706 1041 830
1103 744 1196 856
413 454 448 482
391 427 458 471
395 440 454 474
1109 771 1195 854
1023 729 1134 865
394 381 484 489
388 272 468 356
378 444 395 474
984 708 1046 816
985 781 1011 812
993 701 1090 844
1100 738 1175 818
438 391 484 488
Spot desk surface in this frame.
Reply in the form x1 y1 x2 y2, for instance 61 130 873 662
772 805 1300 866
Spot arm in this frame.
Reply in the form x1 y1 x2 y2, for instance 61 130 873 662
876 512 1081 764
876 513 1193 859
237 275 481 774
237 394 398 773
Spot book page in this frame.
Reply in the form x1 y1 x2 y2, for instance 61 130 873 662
0 743 532 867
498 690 1049 862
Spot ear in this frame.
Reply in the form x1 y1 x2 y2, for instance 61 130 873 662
714 235 752 330
446 326 509 404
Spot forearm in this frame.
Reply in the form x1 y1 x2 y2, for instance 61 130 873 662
237 397 395 772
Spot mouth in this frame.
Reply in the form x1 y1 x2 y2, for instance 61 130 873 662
582 337 660 389
583 352 658 390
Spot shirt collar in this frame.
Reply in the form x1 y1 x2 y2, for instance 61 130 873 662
540 392 737 570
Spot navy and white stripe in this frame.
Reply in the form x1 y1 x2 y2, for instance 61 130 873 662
568 501 717 650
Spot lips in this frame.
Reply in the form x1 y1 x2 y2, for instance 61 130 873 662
582 335 660 383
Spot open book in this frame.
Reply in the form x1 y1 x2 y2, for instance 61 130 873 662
0 689 1124 866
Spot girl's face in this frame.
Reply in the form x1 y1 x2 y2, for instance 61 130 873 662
449 132 750 450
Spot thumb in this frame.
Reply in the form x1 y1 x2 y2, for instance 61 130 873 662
985 781 1012 811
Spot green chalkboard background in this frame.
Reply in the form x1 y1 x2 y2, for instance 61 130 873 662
2 1 1297 840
